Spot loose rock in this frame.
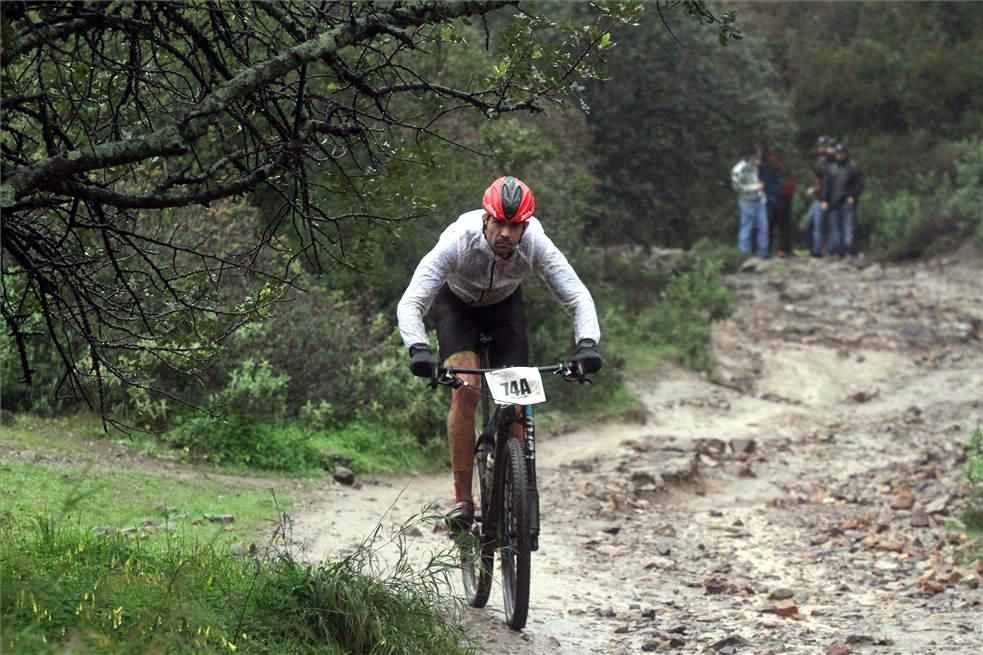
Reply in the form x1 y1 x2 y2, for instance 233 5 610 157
889 487 915 510
333 466 356 486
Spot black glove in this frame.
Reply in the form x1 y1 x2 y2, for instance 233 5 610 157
571 338 603 375
408 343 436 378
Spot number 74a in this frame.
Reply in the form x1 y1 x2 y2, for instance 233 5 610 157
501 379 532 396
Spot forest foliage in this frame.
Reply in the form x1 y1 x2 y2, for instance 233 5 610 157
2 1 982 470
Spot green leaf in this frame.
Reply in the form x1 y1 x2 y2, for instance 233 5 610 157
0 184 15 208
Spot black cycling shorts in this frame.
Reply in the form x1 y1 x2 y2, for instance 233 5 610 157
427 284 529 367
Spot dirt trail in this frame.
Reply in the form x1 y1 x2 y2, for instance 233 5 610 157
293 250 983 655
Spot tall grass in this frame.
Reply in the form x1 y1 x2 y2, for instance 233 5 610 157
1 506 472 654
964 426 983 534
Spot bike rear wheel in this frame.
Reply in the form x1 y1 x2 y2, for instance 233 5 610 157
461 433 494 607
500 437 531 630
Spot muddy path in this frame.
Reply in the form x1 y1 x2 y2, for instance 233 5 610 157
292 251 983 655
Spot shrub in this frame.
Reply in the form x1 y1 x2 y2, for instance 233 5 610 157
867 138 983 259
684 238 748 275
648 255 733 372
964 426 983 532
225 289 392 426
308 422 447 474
867 185 930 257
340 334 447 439
168 417 328 472
217 358 291 422
0 305 77 416
944 138 983 247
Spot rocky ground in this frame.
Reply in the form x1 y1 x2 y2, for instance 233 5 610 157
293 249 983 655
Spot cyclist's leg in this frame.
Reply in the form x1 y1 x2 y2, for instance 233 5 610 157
427 285 482 512
446 350 481 503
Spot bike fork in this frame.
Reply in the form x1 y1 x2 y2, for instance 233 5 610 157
524 405 540 551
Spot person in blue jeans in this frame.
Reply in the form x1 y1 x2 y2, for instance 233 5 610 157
808 136 834 255
731 147 769 258
821 143 865 256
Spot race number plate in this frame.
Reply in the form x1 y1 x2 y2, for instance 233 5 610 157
485 367 547 406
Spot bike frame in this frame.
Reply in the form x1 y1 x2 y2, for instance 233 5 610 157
435 336 588 630
439 335 576 550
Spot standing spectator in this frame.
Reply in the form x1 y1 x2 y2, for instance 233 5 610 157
731 147 769 259
807 135 833 256
822 143 865 256
758 154 781 253
763 149 796 257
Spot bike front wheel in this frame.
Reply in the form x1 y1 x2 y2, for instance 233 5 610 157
500 437 531 630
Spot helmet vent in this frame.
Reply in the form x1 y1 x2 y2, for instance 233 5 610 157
501 176 523 220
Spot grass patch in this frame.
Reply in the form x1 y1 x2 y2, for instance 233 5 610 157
602 251 734 374
163 414 448 476
963 425 983 535
0 413 105 456
308 422 447 474
0 462 289 546
1 510 471 654
617 340 680 375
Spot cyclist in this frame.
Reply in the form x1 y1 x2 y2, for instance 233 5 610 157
396 176 602 529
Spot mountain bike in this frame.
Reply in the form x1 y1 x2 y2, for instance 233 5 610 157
433 334 589 631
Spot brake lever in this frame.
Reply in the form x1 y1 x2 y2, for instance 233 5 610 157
432 369 464 390
561 363 592 384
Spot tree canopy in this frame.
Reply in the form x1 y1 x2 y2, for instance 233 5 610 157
1 0 738 416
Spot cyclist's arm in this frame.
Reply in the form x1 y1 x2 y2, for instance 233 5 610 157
396 233 458 348
528 225 601 344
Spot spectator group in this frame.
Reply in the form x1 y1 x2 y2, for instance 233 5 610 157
731 138 864 259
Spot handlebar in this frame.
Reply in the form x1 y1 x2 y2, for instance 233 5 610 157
430 361 591 390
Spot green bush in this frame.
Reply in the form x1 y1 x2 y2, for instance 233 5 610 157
224 289 392 427
0 304 76 416
684 238 748 275
648 256 733 372
867 183 931 257
964 426 983 532
866 138 983 259
339 334 447 439
523 278 630 419
168 417 328 472
308 422 447 474
159 356 330 472
591 250 673 315
944 138 983 247
218 358 291 423
590 245 734 376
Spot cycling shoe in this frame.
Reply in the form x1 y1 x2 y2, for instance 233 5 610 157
446 500 474 533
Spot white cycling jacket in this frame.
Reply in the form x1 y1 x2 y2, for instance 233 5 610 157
397 210 601 348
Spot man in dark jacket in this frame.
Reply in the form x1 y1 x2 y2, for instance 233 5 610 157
821 143 865 256
807 136 833 256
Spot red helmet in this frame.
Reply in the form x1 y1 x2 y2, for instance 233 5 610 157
482 176 535 223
